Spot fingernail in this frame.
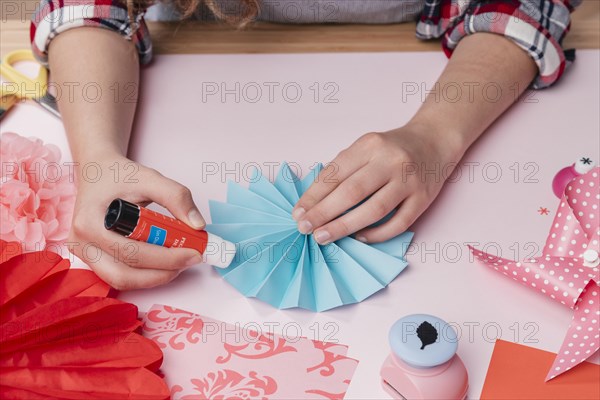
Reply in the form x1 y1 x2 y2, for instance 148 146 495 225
188 209 206 229
292 207 306 221
314 230 331 245
185 254 204 267
356 235 368 243
297 219 313 234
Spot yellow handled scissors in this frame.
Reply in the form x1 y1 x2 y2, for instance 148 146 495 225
0 49 60 120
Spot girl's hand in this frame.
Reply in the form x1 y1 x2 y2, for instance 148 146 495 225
292 124 464 244
68 153 206 290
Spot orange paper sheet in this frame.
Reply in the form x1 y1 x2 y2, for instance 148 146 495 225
481 340 600 399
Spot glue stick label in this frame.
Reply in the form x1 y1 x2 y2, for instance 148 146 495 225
148 226 167 246
129 207 208 254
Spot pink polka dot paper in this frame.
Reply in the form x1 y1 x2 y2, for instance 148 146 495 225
470 166 600 381
543 167 600 258
549 283 599 381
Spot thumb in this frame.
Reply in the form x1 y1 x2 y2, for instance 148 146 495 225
143 170 206 230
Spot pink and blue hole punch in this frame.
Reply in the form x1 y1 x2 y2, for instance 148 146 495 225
380 314 469 399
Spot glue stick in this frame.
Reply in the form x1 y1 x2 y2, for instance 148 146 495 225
104 198 235 268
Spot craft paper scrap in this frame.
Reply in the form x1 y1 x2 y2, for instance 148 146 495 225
470 166 600 380
480 340 600 399
206 162 414 311
142 304 359 399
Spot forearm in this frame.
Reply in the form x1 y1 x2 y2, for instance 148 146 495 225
48 27 140 163
408 32 537 157
42 26 205 290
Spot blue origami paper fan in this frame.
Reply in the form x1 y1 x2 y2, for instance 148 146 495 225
206 162 414 312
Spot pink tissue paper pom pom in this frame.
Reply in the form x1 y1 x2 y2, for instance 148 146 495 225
0 132 76 251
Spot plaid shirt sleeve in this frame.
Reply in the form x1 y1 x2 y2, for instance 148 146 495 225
417 0 582 89
30 0 153 66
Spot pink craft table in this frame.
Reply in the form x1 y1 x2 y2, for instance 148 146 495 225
2 50 599 398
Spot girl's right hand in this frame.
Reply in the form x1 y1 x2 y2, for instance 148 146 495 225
68 154 206 290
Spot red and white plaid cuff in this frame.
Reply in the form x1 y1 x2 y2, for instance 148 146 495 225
30 0 152 66
417 0 581 89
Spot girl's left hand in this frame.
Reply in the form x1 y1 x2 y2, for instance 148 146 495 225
292 124 464 244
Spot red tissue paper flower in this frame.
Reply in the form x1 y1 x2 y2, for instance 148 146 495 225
0 240 170 399
0 132 76 251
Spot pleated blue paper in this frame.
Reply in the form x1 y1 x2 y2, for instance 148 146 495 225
206 162 414 312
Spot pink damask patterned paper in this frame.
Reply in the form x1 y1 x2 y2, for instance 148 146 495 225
142 304 359 399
